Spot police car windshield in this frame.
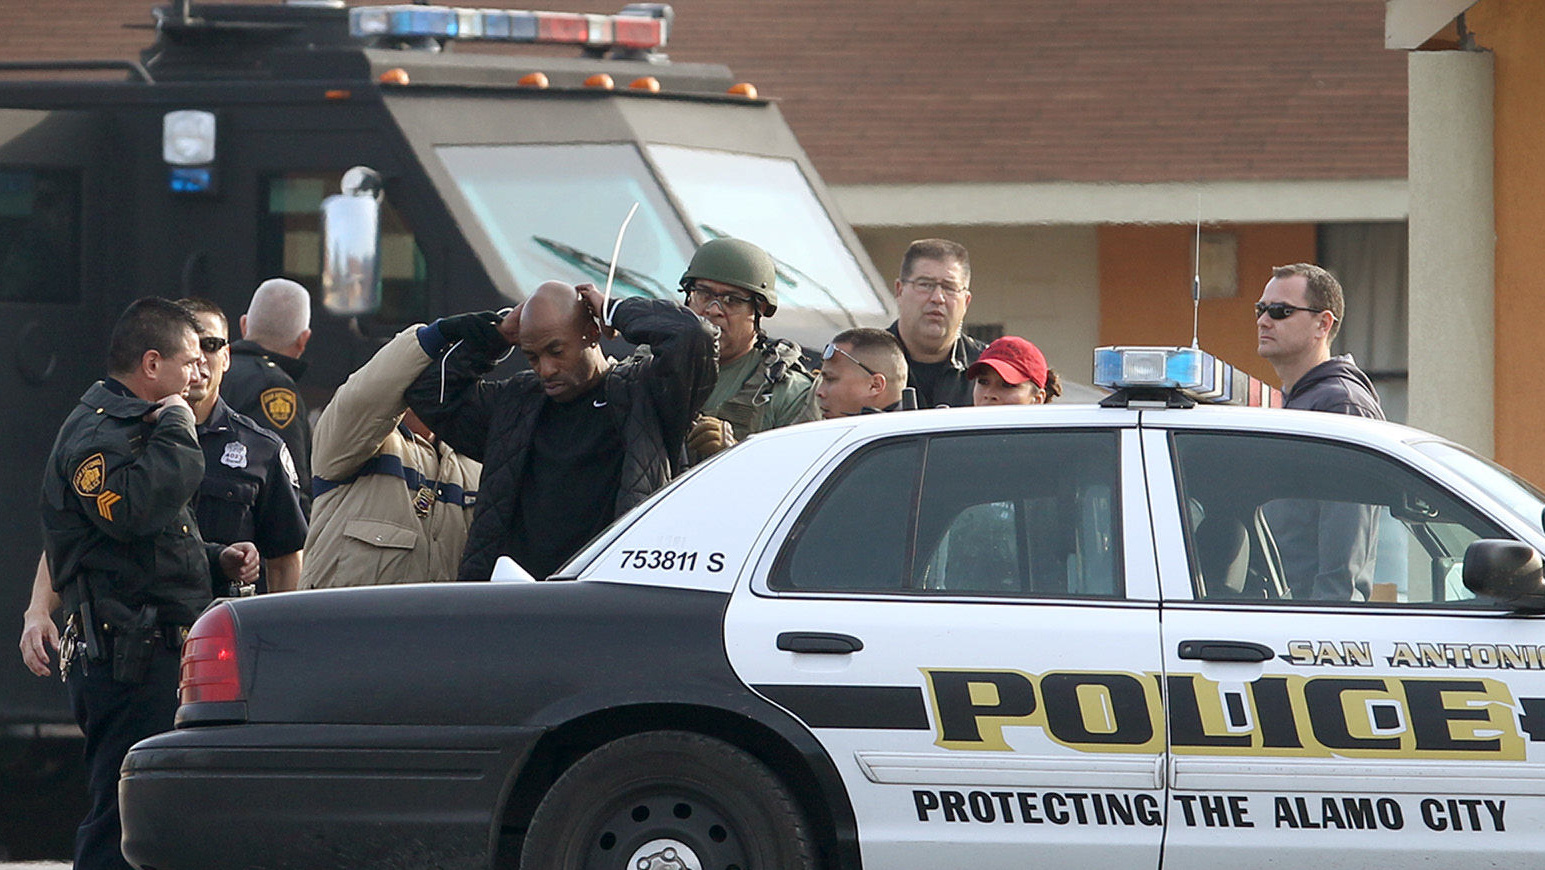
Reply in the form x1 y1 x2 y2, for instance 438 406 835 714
646 145 887 317
1415 440 1545 530
436 143 694 301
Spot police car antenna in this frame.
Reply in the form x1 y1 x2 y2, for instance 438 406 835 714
602 202 641 318
1191 193 1201 350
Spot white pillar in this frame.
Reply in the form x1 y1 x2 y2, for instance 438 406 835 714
1406 50 1493 454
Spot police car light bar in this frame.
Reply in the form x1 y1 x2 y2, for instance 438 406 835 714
350 5 668 50
1093 346 1282 408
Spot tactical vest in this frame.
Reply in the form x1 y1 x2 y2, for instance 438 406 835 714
712 338 809 436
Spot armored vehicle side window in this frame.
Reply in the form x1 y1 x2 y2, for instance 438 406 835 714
261 174 429 323
772 430 1123 598
1172 432 1510 606
0 169 79 303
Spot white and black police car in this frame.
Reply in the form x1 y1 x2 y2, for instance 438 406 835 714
121 347 1545 870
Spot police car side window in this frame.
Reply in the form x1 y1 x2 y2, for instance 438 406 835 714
1172 432 1510 606
771 439 920 592
770 430 1123 598
914 431 1122 598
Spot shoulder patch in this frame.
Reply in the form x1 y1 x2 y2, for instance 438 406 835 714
277 442 299 489
260 387 298 429
95 491 122 522
72 453 105 497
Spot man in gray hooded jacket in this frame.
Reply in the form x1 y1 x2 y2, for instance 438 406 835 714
1255 263 1385 600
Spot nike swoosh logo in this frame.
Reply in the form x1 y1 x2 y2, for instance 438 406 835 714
593 399 608 408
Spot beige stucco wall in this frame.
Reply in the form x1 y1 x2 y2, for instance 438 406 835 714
854 225 1101 384
1406 49 1495 455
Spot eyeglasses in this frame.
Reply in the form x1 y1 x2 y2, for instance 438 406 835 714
822 342 878 377
902 277 967 298
199 336 229 353
1255 302 1331 321
686 283 756 312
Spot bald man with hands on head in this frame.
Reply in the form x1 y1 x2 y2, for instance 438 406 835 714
406 282 717 581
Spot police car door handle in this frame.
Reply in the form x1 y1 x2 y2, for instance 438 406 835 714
777 632 864 654
1176 639 1274 662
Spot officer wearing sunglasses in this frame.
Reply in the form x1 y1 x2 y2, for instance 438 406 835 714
815 328 908 419
1255 263 1384 601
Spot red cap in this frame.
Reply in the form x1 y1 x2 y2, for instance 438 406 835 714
966 336 1048 389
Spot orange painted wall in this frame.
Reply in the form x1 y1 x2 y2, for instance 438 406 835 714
1464 2 1545 484
1097 223 1317 385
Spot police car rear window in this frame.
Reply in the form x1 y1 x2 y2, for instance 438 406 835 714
771 430 1123 598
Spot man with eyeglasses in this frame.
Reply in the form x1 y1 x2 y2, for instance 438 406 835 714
1256 263 1384 600
679 238 817 461
223 278 315 517
886 238 985 408
815 328 908 418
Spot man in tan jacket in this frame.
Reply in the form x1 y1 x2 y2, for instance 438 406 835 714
300 327 481 587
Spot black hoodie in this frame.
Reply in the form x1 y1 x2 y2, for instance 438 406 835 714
1268 354 1385 601
1283 353 1384 420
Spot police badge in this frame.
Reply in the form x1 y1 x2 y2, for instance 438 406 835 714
412 483 437 518
221 441 248 468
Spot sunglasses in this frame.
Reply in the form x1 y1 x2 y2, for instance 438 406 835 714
1255 301 1330 321
823 342 878 377
199 336 229 353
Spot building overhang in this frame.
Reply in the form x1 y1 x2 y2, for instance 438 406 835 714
1386 0 1478 49
830 179 1410 228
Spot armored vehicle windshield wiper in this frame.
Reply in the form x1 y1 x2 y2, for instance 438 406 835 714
533 236 671 299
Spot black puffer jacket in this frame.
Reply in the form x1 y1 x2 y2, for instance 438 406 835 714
406 297 718 580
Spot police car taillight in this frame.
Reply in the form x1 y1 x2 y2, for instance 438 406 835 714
179 604 242 705
1094 345 1281 408
350 3 669 51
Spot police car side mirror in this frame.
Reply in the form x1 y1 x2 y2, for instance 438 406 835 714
320 165 384 316
1463 539 1545 613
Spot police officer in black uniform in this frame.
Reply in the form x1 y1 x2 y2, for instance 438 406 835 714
180 298 307 593
223 278 314 516
41 298 258 870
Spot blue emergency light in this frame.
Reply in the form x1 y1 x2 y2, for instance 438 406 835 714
1093 346 1281 408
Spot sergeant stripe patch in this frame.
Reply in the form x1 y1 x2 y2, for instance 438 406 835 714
95 491 121 521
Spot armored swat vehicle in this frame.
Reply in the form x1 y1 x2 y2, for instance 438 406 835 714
0 0 894 856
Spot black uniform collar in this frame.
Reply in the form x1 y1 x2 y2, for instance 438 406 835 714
198 396 234 435
86 378 155 419
230 338 309 382
885 321 972 372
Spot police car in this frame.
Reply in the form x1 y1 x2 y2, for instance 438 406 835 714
120 347 1545 870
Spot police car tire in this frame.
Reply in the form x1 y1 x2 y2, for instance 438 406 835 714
519 729 817 870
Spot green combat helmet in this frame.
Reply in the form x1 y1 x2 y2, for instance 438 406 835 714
680 237 778 316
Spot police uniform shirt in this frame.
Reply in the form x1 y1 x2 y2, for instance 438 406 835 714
224 339 313 516
195 398 307 593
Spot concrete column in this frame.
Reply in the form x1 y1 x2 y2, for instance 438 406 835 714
1407 50 1494 454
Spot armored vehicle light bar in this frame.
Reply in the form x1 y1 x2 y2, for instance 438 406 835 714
351 3 669 51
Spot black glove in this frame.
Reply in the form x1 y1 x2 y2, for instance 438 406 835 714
432 311 507 354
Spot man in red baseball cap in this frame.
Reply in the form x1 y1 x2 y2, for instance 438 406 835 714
967 336 1062 405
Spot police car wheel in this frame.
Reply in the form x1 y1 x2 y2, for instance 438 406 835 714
519 730 817 870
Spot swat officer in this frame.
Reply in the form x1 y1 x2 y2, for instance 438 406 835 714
41 297 258 870
180 297 307 593
224 277 314 515
681 238 817 461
